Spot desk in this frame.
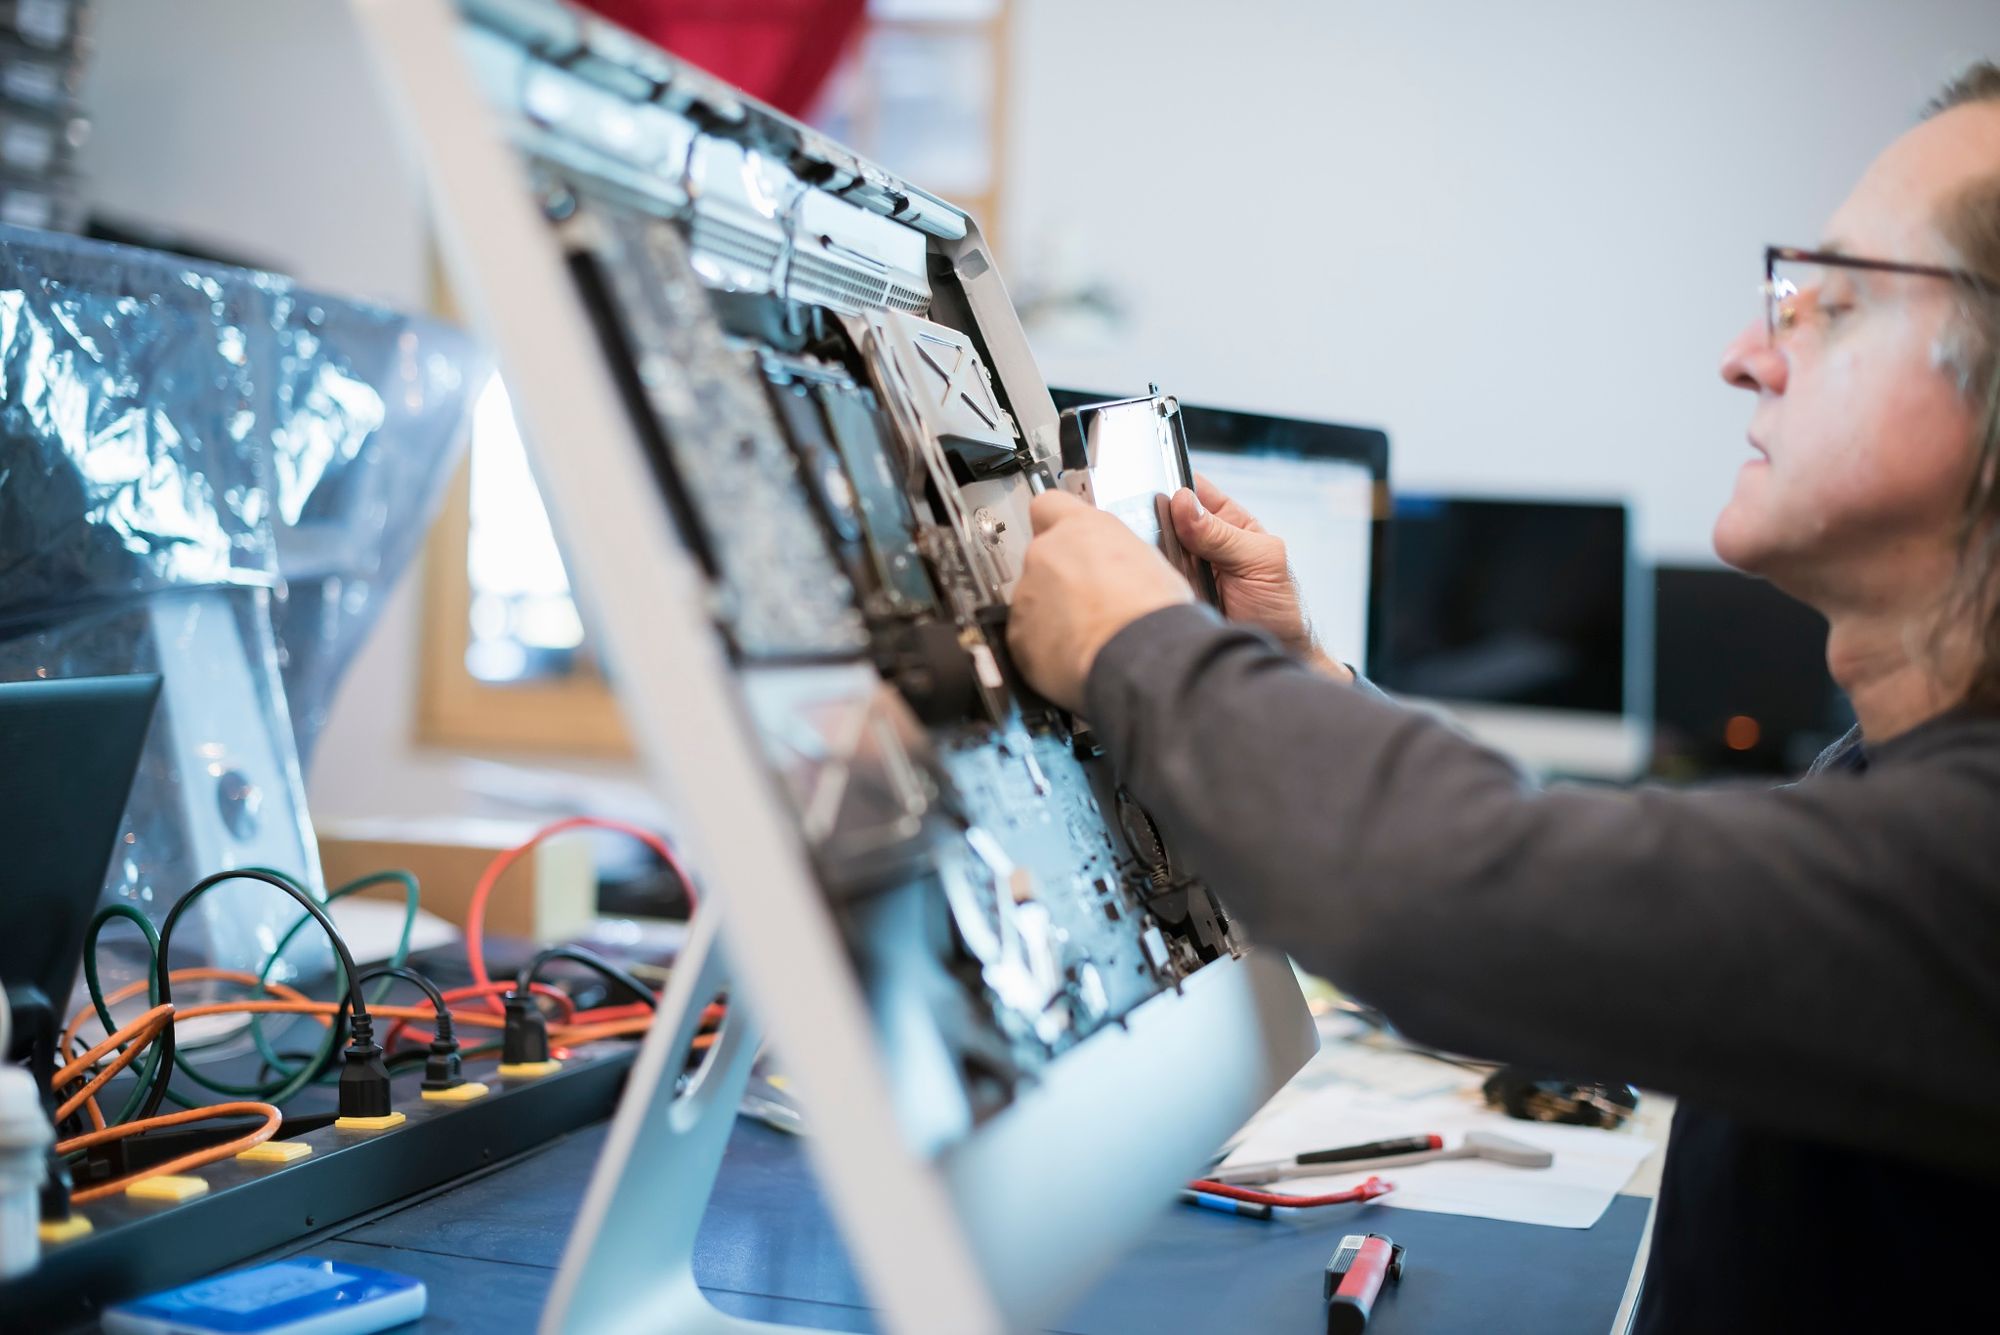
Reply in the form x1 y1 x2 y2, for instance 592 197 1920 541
47 971 1660 1332
263 1117 1652 1334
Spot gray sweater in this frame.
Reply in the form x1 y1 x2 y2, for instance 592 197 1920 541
1084 604 2000 1179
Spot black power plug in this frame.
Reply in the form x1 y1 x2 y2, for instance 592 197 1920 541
421 1035 465 1094
337 1014 394 1120
501 990 550 1067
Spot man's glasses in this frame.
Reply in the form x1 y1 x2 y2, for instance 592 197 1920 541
1763 244 1994 342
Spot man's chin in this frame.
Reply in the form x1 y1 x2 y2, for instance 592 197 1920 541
1711 505 1777 575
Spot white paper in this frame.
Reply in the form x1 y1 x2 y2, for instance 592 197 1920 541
1216 1023 1655 1229
328 896 460 964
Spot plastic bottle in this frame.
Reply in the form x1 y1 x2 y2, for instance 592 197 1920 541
0 1062 53 1279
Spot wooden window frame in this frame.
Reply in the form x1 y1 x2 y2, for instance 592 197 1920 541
416 456 635 756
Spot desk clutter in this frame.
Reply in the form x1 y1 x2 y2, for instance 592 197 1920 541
0 793 688 1328
1215 1012 1658 1230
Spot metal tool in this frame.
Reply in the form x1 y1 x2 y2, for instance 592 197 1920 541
1211 1130 1553 1186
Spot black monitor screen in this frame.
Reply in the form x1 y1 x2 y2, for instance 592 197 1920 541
1652 564 1849 775
1369 497 1628 715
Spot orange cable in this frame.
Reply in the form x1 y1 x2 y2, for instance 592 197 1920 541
464 817 695 1014
53 1007 173 1122
58 1101 282 1206
170 999 508 1030
64 968 315 1058
387 980 577 1049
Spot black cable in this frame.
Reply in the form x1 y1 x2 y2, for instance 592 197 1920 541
514 945 658 1011
385 1039 502 1072
359 963 477 1095
356 965 453 1043
140 870 369 1122
258 1045 469 1086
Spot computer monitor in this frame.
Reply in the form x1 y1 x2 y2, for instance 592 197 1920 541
1652 563 1849 778
1368 496 1650 780
357 4 1317 1332
1052 389 1387 673
0 674 160 1060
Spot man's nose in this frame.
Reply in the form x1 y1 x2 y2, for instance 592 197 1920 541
1719 316 1787 394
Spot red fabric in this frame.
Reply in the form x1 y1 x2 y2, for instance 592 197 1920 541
575 0 868 116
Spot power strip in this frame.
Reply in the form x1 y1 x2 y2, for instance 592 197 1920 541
2 1043 637 1330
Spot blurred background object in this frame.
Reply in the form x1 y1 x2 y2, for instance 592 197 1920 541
1650 565 1851 780
0 0 90 233
29 0 1987 836
1370 497 1649 782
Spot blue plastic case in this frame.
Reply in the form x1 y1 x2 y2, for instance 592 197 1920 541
101 1257 426 1335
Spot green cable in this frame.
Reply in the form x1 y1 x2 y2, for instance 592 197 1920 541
237 870 419 1090
80 903 167 1124
77 868 420 1114
171 868 417 1104
85 871 323 1112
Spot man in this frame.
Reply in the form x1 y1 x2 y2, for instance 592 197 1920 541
1007 67 2000 1331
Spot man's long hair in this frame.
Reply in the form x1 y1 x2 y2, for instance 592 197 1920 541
1926 64 2000 705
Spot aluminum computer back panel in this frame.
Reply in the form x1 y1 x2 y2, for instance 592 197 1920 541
354 4 1317 1331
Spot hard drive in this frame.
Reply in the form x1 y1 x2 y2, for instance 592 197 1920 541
1057 388 1220 605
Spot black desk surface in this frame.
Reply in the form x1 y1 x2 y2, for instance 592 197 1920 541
283 1118 1649 1334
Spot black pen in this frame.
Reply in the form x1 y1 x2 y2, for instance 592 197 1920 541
1297 1134 1442 1166
1211 1133 1444 1185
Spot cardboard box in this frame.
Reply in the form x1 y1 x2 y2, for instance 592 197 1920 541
314 816 596 944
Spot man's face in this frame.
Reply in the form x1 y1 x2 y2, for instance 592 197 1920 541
1714 102 1999 604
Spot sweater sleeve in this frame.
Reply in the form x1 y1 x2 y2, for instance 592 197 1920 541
1084 605 2000 1176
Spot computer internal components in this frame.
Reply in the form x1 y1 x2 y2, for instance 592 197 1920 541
452 0 1245 1149
758 352 940 620
1060 390 1218 604
564 203 868 659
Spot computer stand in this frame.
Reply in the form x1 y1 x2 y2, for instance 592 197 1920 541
539 905 811 1335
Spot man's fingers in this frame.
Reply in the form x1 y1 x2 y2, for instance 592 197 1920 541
1191 472 1232 511
1191 472 1264 533
1171 486 1260 567
1029 488 1091 534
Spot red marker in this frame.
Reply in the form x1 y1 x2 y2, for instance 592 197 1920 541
1324 1233 1406 1334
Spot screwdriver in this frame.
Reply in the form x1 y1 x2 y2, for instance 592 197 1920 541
1211 1131 1551 1185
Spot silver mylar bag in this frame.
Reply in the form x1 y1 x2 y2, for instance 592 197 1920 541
0 224 488 1001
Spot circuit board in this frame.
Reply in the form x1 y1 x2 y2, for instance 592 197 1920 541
458 1 1243 1153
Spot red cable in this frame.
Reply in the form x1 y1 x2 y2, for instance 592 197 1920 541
465 817 697 1014
385 981 578 1050
1185 1175 1395 1209
565 1002 655 1025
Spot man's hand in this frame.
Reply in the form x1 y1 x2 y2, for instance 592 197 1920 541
1169 474 1354 682
1007 490 1195 711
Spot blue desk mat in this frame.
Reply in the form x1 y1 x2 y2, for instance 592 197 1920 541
331 1120 1650 1333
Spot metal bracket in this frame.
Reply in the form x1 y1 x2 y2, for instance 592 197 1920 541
540 905 806 1334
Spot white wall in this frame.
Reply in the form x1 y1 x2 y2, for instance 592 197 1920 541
81 0 428 307
1002 0 2000 561
70 0 1997 819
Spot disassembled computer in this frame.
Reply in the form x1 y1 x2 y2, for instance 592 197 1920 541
356 2 1320 1330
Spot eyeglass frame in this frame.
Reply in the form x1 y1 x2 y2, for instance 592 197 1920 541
1763 244 1996 342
